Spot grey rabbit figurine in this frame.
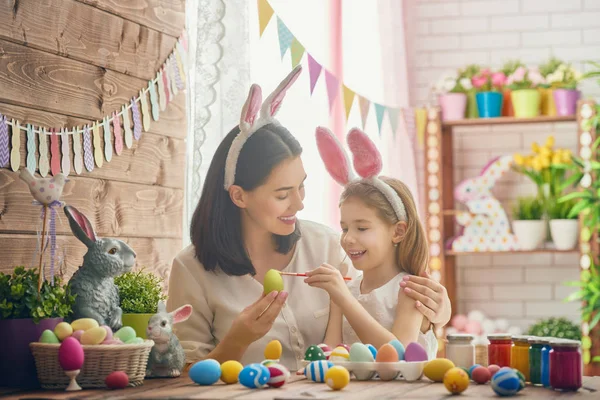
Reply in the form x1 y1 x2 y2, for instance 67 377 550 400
64 205 136 331
146 301 193 378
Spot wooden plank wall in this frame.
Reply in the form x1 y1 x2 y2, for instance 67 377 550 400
0 0 186 291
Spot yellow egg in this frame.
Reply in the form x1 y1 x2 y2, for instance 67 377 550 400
423 358 455 382
329 346 350 361
264 339 282 360
81 326 107 345
263 269 284 295
443 367 470 394
71 318 99 332
220 360 243 384
54 322 73 341
325 366 350 390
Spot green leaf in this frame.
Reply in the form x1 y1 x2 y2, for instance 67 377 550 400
558 172 584 192
593 356 600 363
589 312 600 330
564 290 584 302
568 199 592 218
559 191 592 203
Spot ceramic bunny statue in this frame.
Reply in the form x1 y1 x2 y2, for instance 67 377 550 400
146 301 193 378
448 155 519 252
64 205 136 330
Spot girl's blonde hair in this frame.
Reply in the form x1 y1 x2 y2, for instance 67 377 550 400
340 177 428 276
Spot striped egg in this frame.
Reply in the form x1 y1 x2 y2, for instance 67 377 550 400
305 360 334 383
267 363 290 388
491 369 520 397
329 346 350 362
317 343 332 358
239 363 270 389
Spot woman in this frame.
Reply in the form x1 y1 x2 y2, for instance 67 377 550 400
167 66 451 371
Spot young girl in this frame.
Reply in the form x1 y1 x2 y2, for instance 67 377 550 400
305 127 437 359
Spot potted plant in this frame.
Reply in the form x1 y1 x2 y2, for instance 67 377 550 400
546 63 583 116
527 317 582 340
548 199 579 250
506 66 546 118
114 269 167 339
0 267 75 388
539 57 564 116
458 64 482 119
500 60 525 117
471 68 506 118
512 196 545 250
433 71 471 121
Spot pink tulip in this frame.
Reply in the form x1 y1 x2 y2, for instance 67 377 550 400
480 68 492 77
512 66 526 82
471 74 487 88
528 69 545 86
491 72 506 87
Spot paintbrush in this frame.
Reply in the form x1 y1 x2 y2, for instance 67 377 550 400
277 271 352 281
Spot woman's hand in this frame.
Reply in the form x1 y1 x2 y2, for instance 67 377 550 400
304 263 350 304
400 271 451 329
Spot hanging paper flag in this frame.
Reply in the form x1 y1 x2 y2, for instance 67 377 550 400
26 124 36 174
148 81 160 121
174 48 186 86
176 41 187 69
358 96 370 129
180 30 188 52
92 122 103 168
50 129 61 176
343 85 355 120
277 17 293 58
307 54 322 95
157 70 168 112
102 117 112 162
10 119 20 171
122 104 133 149
139 89 151 132
290 38 305 68
73 126 83 175
374 103 386 136
60 129 70 176
169 56 180 96
388 107 399 138
38 128 50 177
83 125 94 172
162 65 173 104
401 107 417 149
415 107 427 148
131 98 142 140
324 70 339 112
0 114 8 168
258 0 274 36
113 112 124 155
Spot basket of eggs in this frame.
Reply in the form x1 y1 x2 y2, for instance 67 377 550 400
30 318 153 389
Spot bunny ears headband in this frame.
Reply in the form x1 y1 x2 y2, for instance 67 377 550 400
224 65 302 190
316 127 407 222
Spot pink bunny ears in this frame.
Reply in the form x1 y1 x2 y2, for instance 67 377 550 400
316 127 407 221
224 65 302 190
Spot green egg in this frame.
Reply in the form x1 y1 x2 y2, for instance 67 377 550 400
125 337 144 345
39 329 60 343
114 326 136 343
263 269 284 295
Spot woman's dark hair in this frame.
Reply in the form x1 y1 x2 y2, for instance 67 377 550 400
190 123 303 276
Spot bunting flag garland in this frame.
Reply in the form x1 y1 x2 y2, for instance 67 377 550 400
61 129 70 176
0 115 8 168
113 112 124 156
402 107 417 149
277 17 294 58
358 95 370 130
38 129 49 177
122 104 133 149
374 103 386 136
83 125 94 172
10 119 20 171
307 54 322 95
131 98 142 141
26 124 36 173
258 0 274 36
324 70 339 113
388 107 399 139
148 81 160 121
50 129 60 176
343 85 355 120
290 38 304 68
102 117 112 162
72 127 83 175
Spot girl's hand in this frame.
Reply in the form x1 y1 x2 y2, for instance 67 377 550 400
400 271 451 329
304 263 350 304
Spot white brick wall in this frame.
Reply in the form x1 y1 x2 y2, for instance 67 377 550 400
409 0 600 332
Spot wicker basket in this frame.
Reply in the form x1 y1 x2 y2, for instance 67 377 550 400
30 340 154 389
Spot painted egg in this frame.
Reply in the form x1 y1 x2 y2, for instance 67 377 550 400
325 366 350 390
54 322 73 341
444 367 470 394
267 363 290 388
491 369 520 396
125 337 144 344
39 329 59 344
460 367 470 376
336 343 350 352
102 339 124 345
220 360 243 384
261 359 277 367
239 363 270 388
58 337 84 371
264 339 282 360
305 360 334 382
405 342 428 362
472 365 491 384
468 363 481 378
304 345 326 361
189 359 221 385
423 358 455 382
389 339 405 360
263 269 284 295
375 343 398 362
71 330 85 342
317 343 332 358
81 326 107 345
329 346 350 361
514 369 526 391
105 371 129 389
488 364 501 377
70 318 99 332
365 344 377 359
114 326 136 343
100 325 113 341
349 343 374 362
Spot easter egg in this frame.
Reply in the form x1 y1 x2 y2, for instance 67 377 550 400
100 325 113 341
472 365 491 384
264 339 282 360
102 339 124 345
443 367 470 394
423 358 455 382
491 369 520 397
468 363 481 378
488 364 501 377
81 326 107 345
514 369 526 391
267 363 290 388
375 343 399 362
261 359 277 367
58 337 84 371
114 326 136 343
54 322 73 341
317 343 332 358
72 330 84 342
304 345 326 361
220 360 243 384
349 343 375 362
39 329 60 344
105 371 129 389
325 366 350 390
329 346 350 362
365 344 377 359
305 360 334 382
125 337 144 344
405 342 428 362
336 343 350 352
460 367 470 376
263 269 284 295
239 363 270 388
389 339 405 360
71 318 99 332
189 359 221 385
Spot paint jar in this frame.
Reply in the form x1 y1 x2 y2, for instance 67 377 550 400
488 334 512 367
541 337 552 388
529 337 545 385
550 339 582 391
446 334 475 369
511 335 531 382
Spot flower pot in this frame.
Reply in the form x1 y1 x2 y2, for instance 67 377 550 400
466 90 479 119
512 220 545 250
121 313 154 339
549 219 578 250
502 89 514 116
511 89 541 118
0 317 63 388
476 92 503 118
553 89 581 116
439 93 467 121
539 87 556 116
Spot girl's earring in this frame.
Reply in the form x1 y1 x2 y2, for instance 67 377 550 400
393 243 398 247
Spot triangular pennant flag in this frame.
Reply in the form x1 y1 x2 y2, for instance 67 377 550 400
358 96 370 129
258 0 274 37
415 107 427 148
402 107 417 148
374 103 386 136
277 17 293 58
343 85 355 120
290 38 305 68
388 107 399 138
307 54 322 95
324 70 339 113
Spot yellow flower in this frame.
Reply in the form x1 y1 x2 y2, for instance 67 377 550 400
531 142 540 153
514 154 525 166
540 156 550 168
552 153 562 165
561 150 572 163
540 146 552 157
545 135 555 148
532 158 542 171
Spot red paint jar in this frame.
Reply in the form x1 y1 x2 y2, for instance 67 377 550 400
488 334 512 367
550 339 582 391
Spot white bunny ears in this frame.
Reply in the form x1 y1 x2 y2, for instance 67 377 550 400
223 65 302 190
316 127 407 222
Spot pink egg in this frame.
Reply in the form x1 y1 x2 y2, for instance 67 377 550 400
336 343 350 352
488 364 501 377
105 371 129 389
404 342 428 362
102 338 123 345
451 314 468 331
464 320 482 335
101 325 113 341
472 366 491 384
267 363 290 388
58 337 84 371
72 330 85 342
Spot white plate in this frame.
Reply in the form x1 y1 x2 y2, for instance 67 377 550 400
300 360 426 381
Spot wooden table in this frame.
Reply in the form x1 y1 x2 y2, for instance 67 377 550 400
2 374 599 399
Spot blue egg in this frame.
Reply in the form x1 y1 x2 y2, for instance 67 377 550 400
366 344 377 359
239 363 270 388
469 363 481 378
305 360 333 383
189 359 221 386
491 369 520 397
389 339 405 361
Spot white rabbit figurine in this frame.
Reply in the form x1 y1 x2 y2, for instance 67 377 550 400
449 155 519 252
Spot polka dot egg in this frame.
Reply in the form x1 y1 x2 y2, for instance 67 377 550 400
325 366 350 390
491 369 520 397
304 345 326 361
239 363 270 389
329 346 350 362
305 360 334 383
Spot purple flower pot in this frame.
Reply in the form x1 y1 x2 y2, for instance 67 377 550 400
0 317 63 388
553 89 580 116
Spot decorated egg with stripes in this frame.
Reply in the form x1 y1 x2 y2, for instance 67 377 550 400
239 363 270 389
305 360 334 383
329 346 350 361
317 343 332 358
267 363 290 388
491 369 520 396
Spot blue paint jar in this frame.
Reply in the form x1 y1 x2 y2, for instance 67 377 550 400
541 337 552 388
